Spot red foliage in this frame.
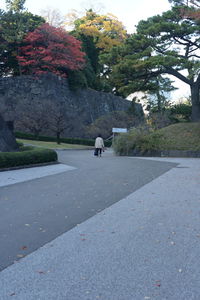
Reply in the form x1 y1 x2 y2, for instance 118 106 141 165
17 23 85 77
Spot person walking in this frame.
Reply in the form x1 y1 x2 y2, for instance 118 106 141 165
94 134 104 157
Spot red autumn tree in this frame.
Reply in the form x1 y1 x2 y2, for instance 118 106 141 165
17 23 85 77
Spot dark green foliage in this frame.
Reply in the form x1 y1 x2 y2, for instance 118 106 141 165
19 145 34 151
170 103 192 121
0 10 45 76
0 147 57 169
107 4 200 120
15 131 112 147
5 0 26 12
16 141 23 147
67 69 88 90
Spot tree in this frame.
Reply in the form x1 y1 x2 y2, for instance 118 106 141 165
39 7 65 27
0 8 45 76
73 10 127 52
16 98 49 138
168 0 200 21
85 111 142 139
17 23 85 77
45 100 69 144
69 9 127 91
5 0 26 12
168 0 200 8
147 76 177 112
108 5 200 121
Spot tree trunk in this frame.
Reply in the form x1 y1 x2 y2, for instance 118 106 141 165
56 132 61 144
190 83 200 121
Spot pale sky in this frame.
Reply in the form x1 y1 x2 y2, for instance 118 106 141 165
0 0 190 100
1 0 171 33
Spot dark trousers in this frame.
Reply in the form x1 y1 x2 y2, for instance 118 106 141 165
96 148 102 156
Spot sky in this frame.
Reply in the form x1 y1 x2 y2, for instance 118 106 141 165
1 0 172 33
0 0 190 100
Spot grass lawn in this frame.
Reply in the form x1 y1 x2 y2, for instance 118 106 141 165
113 122 200 155
155 122 200 151
17 139 94 150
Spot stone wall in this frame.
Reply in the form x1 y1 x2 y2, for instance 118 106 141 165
0 74 142 137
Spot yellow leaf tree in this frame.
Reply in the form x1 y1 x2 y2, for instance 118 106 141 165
73 10 127 53
66 9 127 91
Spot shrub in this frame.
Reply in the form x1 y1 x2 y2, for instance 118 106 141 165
16 141 24 148
17 131 112 147
85 111 142 139
15 131 112 147
113 126 150 155
169 103 192 122
0 148 57 169
138 132 165 152
19 145 35 151
147 111 173 129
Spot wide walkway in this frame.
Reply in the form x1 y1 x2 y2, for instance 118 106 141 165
0 152 200 299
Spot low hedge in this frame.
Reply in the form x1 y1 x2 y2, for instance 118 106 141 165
0 147 57 169
15 131 112 147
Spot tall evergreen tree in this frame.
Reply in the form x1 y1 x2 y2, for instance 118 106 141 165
107 5 200 120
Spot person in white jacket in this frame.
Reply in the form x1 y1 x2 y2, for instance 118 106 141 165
94 134 104 157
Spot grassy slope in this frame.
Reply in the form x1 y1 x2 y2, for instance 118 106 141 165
17 139 94 150
151 122 200 151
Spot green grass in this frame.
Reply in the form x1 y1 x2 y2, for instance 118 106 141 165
17 139 94 149
151 122 200 151
113 122 200 155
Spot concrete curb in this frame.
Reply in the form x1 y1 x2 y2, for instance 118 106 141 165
128 149 200 158
0 161 59 172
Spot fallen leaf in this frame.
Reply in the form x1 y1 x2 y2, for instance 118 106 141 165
17 254 24 258
155 280 161 287
21 246 27 250
10 293 16 296
37 271 46 274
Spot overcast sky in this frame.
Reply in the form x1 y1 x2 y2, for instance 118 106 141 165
1 0 171 33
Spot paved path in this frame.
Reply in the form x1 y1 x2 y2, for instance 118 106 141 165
0 164 76 187
0 150 175 271
1 151 200 299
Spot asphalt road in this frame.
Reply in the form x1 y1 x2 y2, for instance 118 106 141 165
0 149 177 271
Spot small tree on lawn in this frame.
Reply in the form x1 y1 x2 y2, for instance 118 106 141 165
16 98 49 138
17 23 85 77
45 100 69 144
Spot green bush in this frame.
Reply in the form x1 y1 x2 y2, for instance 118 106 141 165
170 103 192 122
113 127 150 155
16 141 24 148
138 132 165 152
15 131 112 147
19 145 35 151
0 148 57 169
